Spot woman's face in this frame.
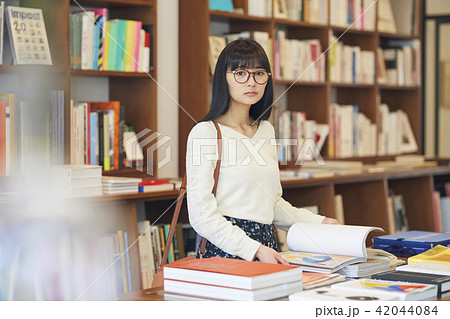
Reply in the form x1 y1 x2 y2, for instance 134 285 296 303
226 67 267 108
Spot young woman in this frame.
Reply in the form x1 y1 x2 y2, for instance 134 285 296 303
186 39 338 264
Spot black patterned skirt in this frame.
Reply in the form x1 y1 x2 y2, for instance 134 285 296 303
196 216 278 261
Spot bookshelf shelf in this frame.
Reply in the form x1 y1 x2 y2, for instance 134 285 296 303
378 84 421 90
72 0 154 8
378 32 419 40
331 82 375 89
274 19 329 30
70 69 154 78
274 79 327 86
209 10 270 22
330 26 376 36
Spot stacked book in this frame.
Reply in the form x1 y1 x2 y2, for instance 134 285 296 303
290 278 436 301
48 165 102 197
102 176 142 195
163 257 303 301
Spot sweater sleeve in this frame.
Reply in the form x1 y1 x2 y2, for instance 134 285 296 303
186 122 261 261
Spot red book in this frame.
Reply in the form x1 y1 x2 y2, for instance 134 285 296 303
163 257 301 290
138 179 171 187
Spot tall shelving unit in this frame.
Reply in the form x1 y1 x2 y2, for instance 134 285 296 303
178 0 450 234
0 0 158 295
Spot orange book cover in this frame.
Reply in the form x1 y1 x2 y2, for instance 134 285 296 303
89 101 120 169
165 256 297 277
163 257 302 290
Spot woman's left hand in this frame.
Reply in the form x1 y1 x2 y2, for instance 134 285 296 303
321 217 341 225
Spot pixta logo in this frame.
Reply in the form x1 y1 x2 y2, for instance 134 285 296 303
125 128 172 176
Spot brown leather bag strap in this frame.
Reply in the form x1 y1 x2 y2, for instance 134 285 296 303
160 120 222 267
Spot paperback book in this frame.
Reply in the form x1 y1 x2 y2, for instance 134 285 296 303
289 287 398 301
280 223 383 273
331 278 438 301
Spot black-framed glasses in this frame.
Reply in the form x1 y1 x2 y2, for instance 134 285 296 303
229 69 271 84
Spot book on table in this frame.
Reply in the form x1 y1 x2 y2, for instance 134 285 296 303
302 272 345 290
330 278 438 301
289 287 398 301
163 257 302 301
408 245 450 265
396 262 450 277
372 231 450 257
279 223 383 273
336 255 391 278
371 270 450 298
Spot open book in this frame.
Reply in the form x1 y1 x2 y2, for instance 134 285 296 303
280 223 383 273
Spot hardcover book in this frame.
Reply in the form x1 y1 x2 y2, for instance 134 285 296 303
373 231 450 257
371 270 450 297
163 257 302 290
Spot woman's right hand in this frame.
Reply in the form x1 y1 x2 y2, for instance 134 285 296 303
254 244 289 264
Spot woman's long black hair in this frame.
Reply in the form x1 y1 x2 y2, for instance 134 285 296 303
201 39 274 123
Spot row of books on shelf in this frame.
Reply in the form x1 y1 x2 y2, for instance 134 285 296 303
212 0 417 36
329 0 376 30
162 225 450 301
208 31 273 76
377 40 421 86
137 221 198 289
273 103 417 161
69 8 153 72
275 110 328 162
329 33 375 84
0 226 133 301
0 92 63 176
274 30 324 82
209 34 420 86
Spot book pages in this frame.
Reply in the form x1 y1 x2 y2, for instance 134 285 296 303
286 223 383 258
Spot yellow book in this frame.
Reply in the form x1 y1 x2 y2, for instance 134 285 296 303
103 21 111 71
117 230 128 293
408 245 450 265
124 20 135 72
103 112 110 171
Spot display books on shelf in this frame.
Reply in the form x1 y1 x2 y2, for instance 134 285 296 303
289 287 398 301
371 270 450 297
5 6 52 65
280 223 383 273
396 262 450 277
331 278 438 301
138 179 174 193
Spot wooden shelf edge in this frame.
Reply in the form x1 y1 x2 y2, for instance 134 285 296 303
331 82 375 89
209 10 270 22
330 25 376 35
70 69 154 78
378 31 419 40
273 18 328 29
274 79 327 86
378 84 421 90
73 0 155 8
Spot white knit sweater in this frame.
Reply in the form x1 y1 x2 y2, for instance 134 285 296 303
186 120 325 260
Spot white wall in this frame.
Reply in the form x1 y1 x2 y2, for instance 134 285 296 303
156 0 179 178
427 0 450 15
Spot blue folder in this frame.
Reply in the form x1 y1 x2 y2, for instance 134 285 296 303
373 231 450 257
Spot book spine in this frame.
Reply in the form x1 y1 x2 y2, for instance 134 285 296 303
117 230 128 294
123 232 132 293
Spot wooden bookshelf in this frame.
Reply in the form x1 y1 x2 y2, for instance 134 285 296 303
179 0 424 172
0 0 158 297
